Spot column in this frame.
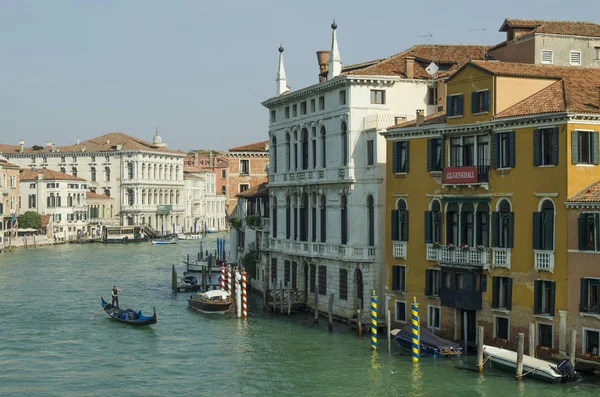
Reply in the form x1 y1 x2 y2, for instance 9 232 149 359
559 310 567 355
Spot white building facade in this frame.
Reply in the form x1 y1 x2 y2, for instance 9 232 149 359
183 170 227 234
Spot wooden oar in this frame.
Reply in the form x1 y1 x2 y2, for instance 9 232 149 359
91 296 116 320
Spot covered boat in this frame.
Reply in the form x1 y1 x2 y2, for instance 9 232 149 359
391 324 462 357
483 345 581 383
101 297 157 326
188 289 232 314
178 234 202 240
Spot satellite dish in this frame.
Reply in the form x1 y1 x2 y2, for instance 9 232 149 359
426 62 439 76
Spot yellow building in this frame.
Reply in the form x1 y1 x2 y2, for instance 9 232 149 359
382 61 600 358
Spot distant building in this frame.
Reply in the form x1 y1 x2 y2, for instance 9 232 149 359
0 156 21 251
184 150 229 196
183 168 227 233
86 191 116 238
226 140 269 216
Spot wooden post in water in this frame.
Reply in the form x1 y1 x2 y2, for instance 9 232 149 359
313 289 318 324
328 293 334 332
272 278 276 313
387 309 391 354
287 282 291 316
570 329 577 367
279 281 284 315
171 265 177 292
528 323 535 357
463 312 468 354
477 326 484 372
201 264 207 291
357 309 362 337
263 276 268 310
516 333 524 379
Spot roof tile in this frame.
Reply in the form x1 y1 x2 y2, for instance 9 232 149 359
568 180 600 202
20 168 86 182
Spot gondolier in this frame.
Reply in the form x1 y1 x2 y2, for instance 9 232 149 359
112 286 122 308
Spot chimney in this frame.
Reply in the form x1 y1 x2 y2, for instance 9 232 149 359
52 143 56 152
316 50 331 83
19 140 24 153
394 116 407 125
416 109 425 126
405 57 415 79
46 141 52 148
106 139 110 145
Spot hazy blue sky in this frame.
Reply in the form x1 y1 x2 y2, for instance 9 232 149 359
1 0 597 151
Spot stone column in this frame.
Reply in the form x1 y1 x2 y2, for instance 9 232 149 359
559 310 567 355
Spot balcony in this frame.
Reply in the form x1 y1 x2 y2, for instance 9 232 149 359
392 241 407 259
440 288 482 310
492 248 511 268
534 250 554 272
443 165 490 186
425 244 489 268
269 238 376 262
245 215 270 230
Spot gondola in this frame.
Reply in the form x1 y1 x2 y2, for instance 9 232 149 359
101 297 157 326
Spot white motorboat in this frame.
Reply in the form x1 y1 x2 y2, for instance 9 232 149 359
177 234 203 240
483 345 581 383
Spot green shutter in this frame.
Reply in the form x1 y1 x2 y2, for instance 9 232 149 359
439 138 445 170
572 131 579 165
551 128 559 165
425 270 432 296
508 212 514 249
595 214 600 251
549 282 556 315
481 274 487 292
405 141 410 172
506 278 513 310
533 280 542 314
509 131 516 168
532 212 542 250
427 139 433 172
392 266 400 291
457 95 463 115
544 211 554 250
491 212 500 247
392 142 398 173
533 129 541 166
446 96 453 116
483 91 490 112
472 92 479 114
578 214 588 250
492 277 500 308
402 211 409 242
391 210 399 241
424 211 433 243
491 133 499 169
580 278 589 312
593 131 599 165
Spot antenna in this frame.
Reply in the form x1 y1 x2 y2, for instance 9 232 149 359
470 28 486 58
417 32 433 43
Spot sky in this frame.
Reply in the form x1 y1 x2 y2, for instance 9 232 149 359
1 0 598 152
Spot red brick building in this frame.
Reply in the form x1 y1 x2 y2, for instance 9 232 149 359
184 150 229 197
226 141 269 215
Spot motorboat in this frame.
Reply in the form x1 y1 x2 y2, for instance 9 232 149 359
178 234 202 240
187 289 232 314
391 324 462 357
151 237 176 245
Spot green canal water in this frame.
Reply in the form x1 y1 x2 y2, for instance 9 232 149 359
0 234 597 397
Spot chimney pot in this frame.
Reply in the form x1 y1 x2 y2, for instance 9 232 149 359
416 109 425 126
405 56 415 79
19 140 24 153
394 116 407 125
316 50 331 83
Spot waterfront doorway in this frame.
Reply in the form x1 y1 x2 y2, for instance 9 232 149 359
460 309 477 350
355 269 364 312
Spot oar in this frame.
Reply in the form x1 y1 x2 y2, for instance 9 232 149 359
91 296 116 320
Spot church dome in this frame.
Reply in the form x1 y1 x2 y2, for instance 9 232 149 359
153 128 162 144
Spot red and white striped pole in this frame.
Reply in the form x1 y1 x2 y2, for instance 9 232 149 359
221 264 226 291
227 266 232 295
242 269 247 319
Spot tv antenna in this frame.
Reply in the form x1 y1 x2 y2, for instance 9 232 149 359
417 32 433 43
470 28 486 57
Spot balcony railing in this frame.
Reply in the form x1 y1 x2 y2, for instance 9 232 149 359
492 248 511 268
534 250 554 272
425 244 489 268
393 241 407 259
268 238 376 262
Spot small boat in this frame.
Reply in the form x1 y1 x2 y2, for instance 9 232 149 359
151 237 176 245
178 233 202 240
483 345 581 383
205 227 218 234
391 324 463 357
188 289 232 314
100 297 157 326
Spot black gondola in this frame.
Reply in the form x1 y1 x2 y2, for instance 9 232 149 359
100 297 157 326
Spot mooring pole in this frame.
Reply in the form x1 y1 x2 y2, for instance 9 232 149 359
171 265 177 292
371 290 378 351
570 329 577 366
463 312 468 354
313 289 318 324
357 309 362 337
516 333 524 379
228 266 232 295
235 270 242 318
387 309 391 354
287 282 291 316
411 296 419 362
242 269 247 319
528 323 535 357
328 293 334 332
477 326 484 372
221 263 226 291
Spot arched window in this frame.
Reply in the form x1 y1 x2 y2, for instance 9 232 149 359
368 195 375 246
493 199 513 248
105 167 111 182
320 195 327 243
393 199 408 242
128 162 134 179
301 193 308 241
176 191 180 205
425 200 442 244
285 133 291 171
341 195 348 244
476 203 490 247
60 167 66 174
320 126 327 168
293 131 298 171
90 167 96 182
446 203 459 245
286 196 291 239
142 190 147 205
67 194 73 207
311 192 317 242
301 128 309 170
272 199 278 237
534 199 555 250
271 136 278 173
311 127 317 169
461 203 475 247
341 121 348 166
56 194 61 207
128 189 134 205
72 167 78 177
141 164 146 179
221 186 226 195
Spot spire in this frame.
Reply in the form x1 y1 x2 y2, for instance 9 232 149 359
276 44 287 96
328 20 342 79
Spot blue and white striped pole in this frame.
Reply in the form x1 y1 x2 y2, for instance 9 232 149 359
371 290 377 350
412 296 420 362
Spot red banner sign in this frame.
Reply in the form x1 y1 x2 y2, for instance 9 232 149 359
444 166 477 184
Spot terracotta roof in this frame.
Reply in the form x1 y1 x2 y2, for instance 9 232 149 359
500 18 600 38
20 168 86 182
567 180 600 202
86 191 112 199
229 140 269 152
0 159 20 168
343 45 487 79
389 112 447 129
494 80 567 118
237 182 269 198
0 132 182 155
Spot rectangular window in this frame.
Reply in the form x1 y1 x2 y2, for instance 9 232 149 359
221 169 226 178
30 183 35 189
370 90 385 105
285 106 290 119
534 128 558 166
270 110 276 123
300 101 307 115
284 260 291 285
572 130 599 165
392 265 406 292
339 90 346 105
538 323 553 348
446 94 464 117
311 99 316 112
570 51 581 66
497 131 514 168
427 86 438 106
393 141 409 173
367 139 374 166
425 269 441 296
471 90 490 114
318 96 325 111
578 214 600 251
456 273 466 290
428 305 441 329
427 138 443 172
310 264 316 293
580 278 600 314
292 261 297 289
339 269 348 300
492 276 513 309
318 265 327 295
292 104 297 117
541 49 553 64
271 258 277 283
240 159 249 174
395 301 407 322
494 316 510 340
534 280 555 316
239 184 249 193
583 328 600 356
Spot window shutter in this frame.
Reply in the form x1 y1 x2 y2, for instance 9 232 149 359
427 139 433 172
446 213 453 245
593 131 599 165
508 212 515 249
491 212 500 247
472 92 479 114
405 141 410 172
551 128 559 165
425 270 432 296
457 95 463 115
509 131 516 168
595 214 600 250
578 214 588 250
506 278 513 310
533 280 542 314
532 212 542 250
424 211 433 243
580 278 589 312
439 138 445 169
402 211 409 242
465 273 474 290
392 266 400 291
391 210 399 241
481 274 487 292
392 141 399 173
460 211 467 244
571 131 579 165
446 96 453 117
533 129 541 166
492 277 500 309
544 211 554 250
491 133 499 169
549 282 556 315
483 91 490 112
401 267 406 292
437 270 442 292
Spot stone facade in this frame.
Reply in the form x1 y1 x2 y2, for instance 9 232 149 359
183 170 227 233
0 157 21 251
226 141 269 216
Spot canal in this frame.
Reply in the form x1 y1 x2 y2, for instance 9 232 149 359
0 234 596 396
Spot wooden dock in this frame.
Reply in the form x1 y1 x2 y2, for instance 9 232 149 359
265 286 307 314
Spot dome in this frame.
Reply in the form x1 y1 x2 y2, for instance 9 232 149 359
153 128 162 144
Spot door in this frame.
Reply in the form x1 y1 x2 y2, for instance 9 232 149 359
460 309 477 351
356 269 364 311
